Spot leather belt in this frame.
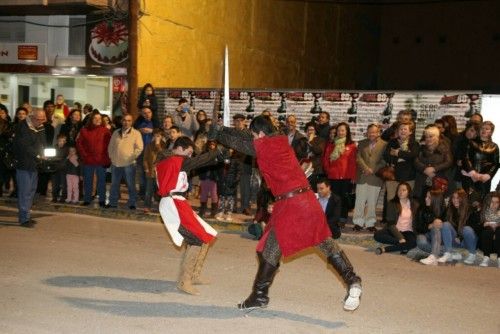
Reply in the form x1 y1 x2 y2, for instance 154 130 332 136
166 192 186 197
274 186 311 202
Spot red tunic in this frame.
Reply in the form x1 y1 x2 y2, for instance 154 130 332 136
254 136 332 257
156 156 217 245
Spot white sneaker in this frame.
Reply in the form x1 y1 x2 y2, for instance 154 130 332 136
438 252 451 263
463 253 476 265
343 284 362 311
420 254 438 266
215 212 225 221
451 252 462 261
480 256 490 267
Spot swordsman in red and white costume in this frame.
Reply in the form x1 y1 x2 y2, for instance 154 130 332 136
211 115 362 311
156 136 220 295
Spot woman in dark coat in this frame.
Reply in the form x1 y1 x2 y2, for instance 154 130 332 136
59 109 83 146
413 125 452 200
462 121 499 199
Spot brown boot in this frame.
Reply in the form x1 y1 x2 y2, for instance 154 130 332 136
193 243 211 285
177 245 201 295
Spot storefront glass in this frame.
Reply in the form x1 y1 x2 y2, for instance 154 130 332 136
0 73 112 116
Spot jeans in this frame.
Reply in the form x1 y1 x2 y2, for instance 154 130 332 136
109 164 137 207
416 229 442 256
144 176 157 208
83 165 106 203
441 222 478 254
16 169 38 223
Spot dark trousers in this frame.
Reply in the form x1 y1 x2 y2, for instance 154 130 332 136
37 172 51 196
374 229 416 253
329 179 352 220
51 170 67 200
481 227 500 256
239 172 251 211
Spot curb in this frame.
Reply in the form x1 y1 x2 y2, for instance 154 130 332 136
0 198 378 248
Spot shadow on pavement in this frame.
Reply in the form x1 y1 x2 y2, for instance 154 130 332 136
59 297 345 330
44 276 178 294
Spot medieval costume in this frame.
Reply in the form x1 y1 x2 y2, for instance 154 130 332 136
156 150 220 295
211 125 362 311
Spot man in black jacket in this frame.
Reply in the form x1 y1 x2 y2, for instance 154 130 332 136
317 178 342 239
13 110 46 227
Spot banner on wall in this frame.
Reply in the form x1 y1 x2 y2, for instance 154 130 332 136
158 90 481 141
86 15 129 67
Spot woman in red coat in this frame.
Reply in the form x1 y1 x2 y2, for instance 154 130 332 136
212 116 362 312
322 122 357 222
76 111 111 206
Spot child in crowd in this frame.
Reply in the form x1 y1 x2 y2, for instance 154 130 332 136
198 140 220 218
143 129 166 213
65 146 81 204
51 133 69 203
215 148 241 221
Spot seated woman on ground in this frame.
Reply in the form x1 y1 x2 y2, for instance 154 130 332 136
420 189 479 265
374 182 419 255
413 189 446 263
479 192 500 268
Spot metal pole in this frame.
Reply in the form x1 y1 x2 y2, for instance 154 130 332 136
128 0 139 120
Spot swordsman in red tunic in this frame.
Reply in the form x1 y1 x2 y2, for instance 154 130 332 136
156 137 221 295
211 116 362 311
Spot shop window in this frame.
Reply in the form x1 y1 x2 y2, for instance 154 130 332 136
68 17 85 56
0 17 25 42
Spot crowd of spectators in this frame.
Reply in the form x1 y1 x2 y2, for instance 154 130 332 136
0 85 499 268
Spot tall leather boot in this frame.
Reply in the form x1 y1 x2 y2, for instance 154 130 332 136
177 245 201 295
327 250 362 311
193 243 210 285
198 202 207 218
210 202 218 218
238 253 279 310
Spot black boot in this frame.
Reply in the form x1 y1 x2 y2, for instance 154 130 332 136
198 202 207 217
238 253 279 310
210 202 218 218
328 250 362 311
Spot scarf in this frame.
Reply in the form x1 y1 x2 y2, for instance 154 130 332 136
329 137 346 161
399 138 409 152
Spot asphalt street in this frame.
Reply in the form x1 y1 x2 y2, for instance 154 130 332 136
0 207 499 334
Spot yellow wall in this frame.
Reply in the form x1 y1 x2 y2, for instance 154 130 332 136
138 0 358 89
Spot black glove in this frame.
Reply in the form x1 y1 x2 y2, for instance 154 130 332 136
215 146 230 163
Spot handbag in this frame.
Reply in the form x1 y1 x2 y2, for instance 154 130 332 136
376 165 396 181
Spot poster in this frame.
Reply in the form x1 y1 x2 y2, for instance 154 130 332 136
155 89 481 141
